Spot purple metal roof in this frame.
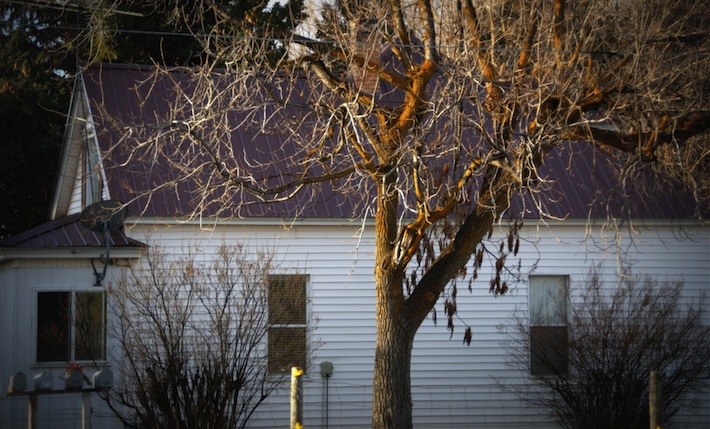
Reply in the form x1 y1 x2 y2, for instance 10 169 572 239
0 214 144 249
84 63 362 219
82 63 704 221
510 141 705 219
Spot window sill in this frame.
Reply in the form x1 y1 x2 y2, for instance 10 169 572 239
31 361 109 370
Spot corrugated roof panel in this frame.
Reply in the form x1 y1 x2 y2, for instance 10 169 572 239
0 214 144 249
80 63 705 221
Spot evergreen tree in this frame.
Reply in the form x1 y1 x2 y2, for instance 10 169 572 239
0 0 304 238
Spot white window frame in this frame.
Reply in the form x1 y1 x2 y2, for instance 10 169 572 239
35 288 107 364
267 274 308 375
529 275 569 376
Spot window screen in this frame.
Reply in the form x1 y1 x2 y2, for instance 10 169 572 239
267 274 307 374
529 276 569 376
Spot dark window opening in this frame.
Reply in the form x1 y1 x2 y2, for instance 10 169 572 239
529 276 569 376
267 275 307 375
530 326 569 376
37 291 106 363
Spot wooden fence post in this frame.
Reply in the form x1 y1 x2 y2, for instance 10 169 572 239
28 394 36 429
82 391 92 429
291 367 304 429
649 370 663 429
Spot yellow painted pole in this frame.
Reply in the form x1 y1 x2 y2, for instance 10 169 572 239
650 370 663 429
291 367 304 429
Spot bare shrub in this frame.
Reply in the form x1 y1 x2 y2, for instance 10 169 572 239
502 269 710 429
103 243 311 429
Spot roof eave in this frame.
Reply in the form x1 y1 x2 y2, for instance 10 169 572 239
0 246 143 263
50 75 89 220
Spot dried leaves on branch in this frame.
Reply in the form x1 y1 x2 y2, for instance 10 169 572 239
87 0 710 361
91 0 710 347
83 0 709 426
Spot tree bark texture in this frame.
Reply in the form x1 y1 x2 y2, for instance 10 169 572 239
370 166 514 427
371 173 416 428
372 287 416 429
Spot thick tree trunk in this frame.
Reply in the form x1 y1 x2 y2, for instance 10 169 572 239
369 170 514 427
371 289 415 429
371 172 416 429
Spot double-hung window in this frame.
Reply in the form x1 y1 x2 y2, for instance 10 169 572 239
36 290 106 363
529 275 569 376
267 274 307 375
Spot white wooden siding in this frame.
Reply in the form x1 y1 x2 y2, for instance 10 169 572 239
0 262 127 429
118 220 709 429
67 162 83 216
2 220 707 428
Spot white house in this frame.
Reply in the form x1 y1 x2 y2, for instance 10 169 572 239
1 63 708 428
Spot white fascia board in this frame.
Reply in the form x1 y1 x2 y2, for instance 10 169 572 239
0 247 142 263
82 82 111 202
512 217 708 228
50 75 89 220
124 216 375 228
124 216 704 229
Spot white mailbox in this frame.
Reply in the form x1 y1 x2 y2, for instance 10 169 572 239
65 369 84 390
92 367 113 389
34 370 54 391
7 371 27 394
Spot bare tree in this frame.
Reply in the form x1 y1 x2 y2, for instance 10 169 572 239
104 243 310 429
80 0 710 426
501 269 710 429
